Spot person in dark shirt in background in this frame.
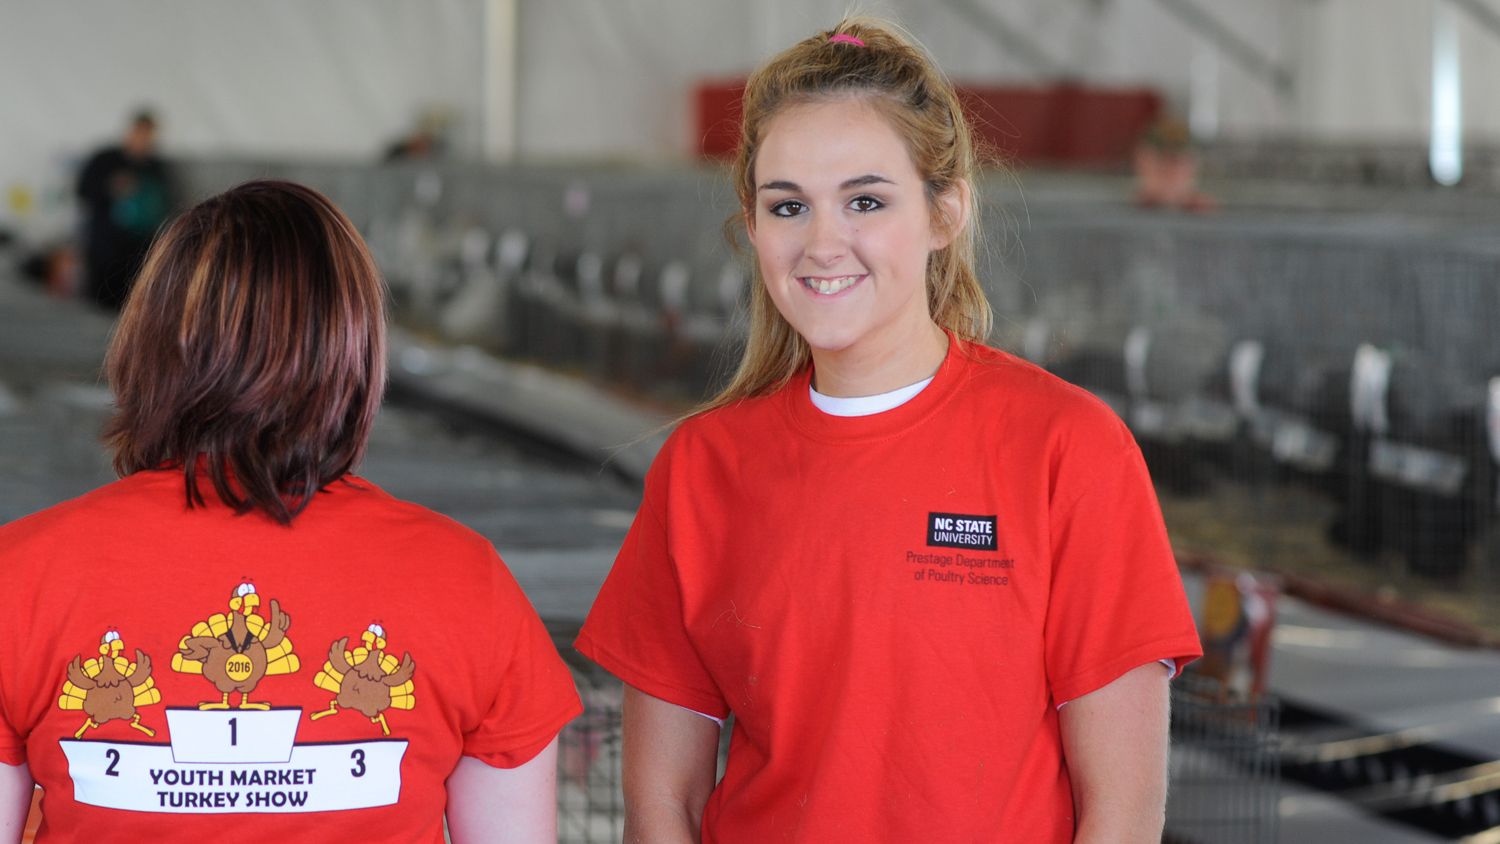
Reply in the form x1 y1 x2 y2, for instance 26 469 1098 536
75 110 174 310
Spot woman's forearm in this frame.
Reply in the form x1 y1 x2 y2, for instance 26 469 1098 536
622 686 720 844
625 799 703 844
0 763 33 844
1059 663 1171 843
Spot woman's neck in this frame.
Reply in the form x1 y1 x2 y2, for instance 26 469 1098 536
810 320 948 398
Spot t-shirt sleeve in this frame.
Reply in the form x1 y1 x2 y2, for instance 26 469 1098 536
1043 410 1202 705
574 452 729 719
461 557 583 768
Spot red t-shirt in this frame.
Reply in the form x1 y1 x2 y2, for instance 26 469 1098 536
576 337 1202 842
0 470 581 843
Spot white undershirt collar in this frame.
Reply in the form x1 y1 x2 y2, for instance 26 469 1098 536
809 376 935 417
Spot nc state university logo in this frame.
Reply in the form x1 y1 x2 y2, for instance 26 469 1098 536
927 512 997 550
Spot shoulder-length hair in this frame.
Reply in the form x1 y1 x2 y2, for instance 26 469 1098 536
104 179 387 524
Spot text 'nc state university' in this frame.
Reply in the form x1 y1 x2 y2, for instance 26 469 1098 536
927 512 997 550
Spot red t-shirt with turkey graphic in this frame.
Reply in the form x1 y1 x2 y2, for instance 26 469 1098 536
0 472 579 843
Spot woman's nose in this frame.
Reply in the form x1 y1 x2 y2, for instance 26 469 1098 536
804 211 847 266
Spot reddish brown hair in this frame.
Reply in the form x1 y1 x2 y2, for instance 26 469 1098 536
104 180 387 524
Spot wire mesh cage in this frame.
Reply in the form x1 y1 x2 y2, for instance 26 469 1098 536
1165 671 1282 844
181 156 1500 600
549 619 737 843
549 619 1281 842
550 619 626 844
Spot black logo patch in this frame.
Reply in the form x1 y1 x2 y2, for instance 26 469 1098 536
927 512 997 550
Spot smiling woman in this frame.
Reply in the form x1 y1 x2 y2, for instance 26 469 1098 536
748 96 963 396
574 15 1202 844
702 16 989 411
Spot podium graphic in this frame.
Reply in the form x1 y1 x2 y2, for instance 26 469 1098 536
55 587 417 814
61 707 408 813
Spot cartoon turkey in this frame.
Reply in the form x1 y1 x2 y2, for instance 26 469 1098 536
172 581 299 710
57 630 161 739
311 624 416 736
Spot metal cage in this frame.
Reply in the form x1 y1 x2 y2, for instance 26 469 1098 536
551 622 1281 842
1165 671 1283 844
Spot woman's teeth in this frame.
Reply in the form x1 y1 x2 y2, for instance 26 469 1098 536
803 275 860 295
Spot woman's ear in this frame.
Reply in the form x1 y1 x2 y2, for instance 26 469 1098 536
744 208 758 247
928 178 971 251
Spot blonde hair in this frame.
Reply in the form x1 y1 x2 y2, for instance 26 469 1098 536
701 15 991 414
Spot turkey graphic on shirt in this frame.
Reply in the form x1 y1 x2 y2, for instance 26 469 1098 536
310 623 417 736
56 629 162 738
171 581 301 709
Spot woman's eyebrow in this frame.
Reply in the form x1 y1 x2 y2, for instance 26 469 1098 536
757 174 894 193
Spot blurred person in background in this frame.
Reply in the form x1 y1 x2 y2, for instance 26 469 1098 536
18 244 78 299
1133 116 1216 212
0 180 576 843
383 109 450 162
74 109 174 310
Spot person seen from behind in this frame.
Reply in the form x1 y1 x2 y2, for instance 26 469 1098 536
0 180 577 843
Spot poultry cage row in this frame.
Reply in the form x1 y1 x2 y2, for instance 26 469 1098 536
548 621 1280 843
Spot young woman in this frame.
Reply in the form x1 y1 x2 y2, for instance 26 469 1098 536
0 181 577 843
576 18 1201 843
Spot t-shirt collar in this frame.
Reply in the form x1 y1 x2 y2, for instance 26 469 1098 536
783 330 970 443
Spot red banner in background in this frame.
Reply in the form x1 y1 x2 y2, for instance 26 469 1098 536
695 80 1162 167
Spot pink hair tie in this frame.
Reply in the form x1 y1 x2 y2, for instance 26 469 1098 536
829 33 865 47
